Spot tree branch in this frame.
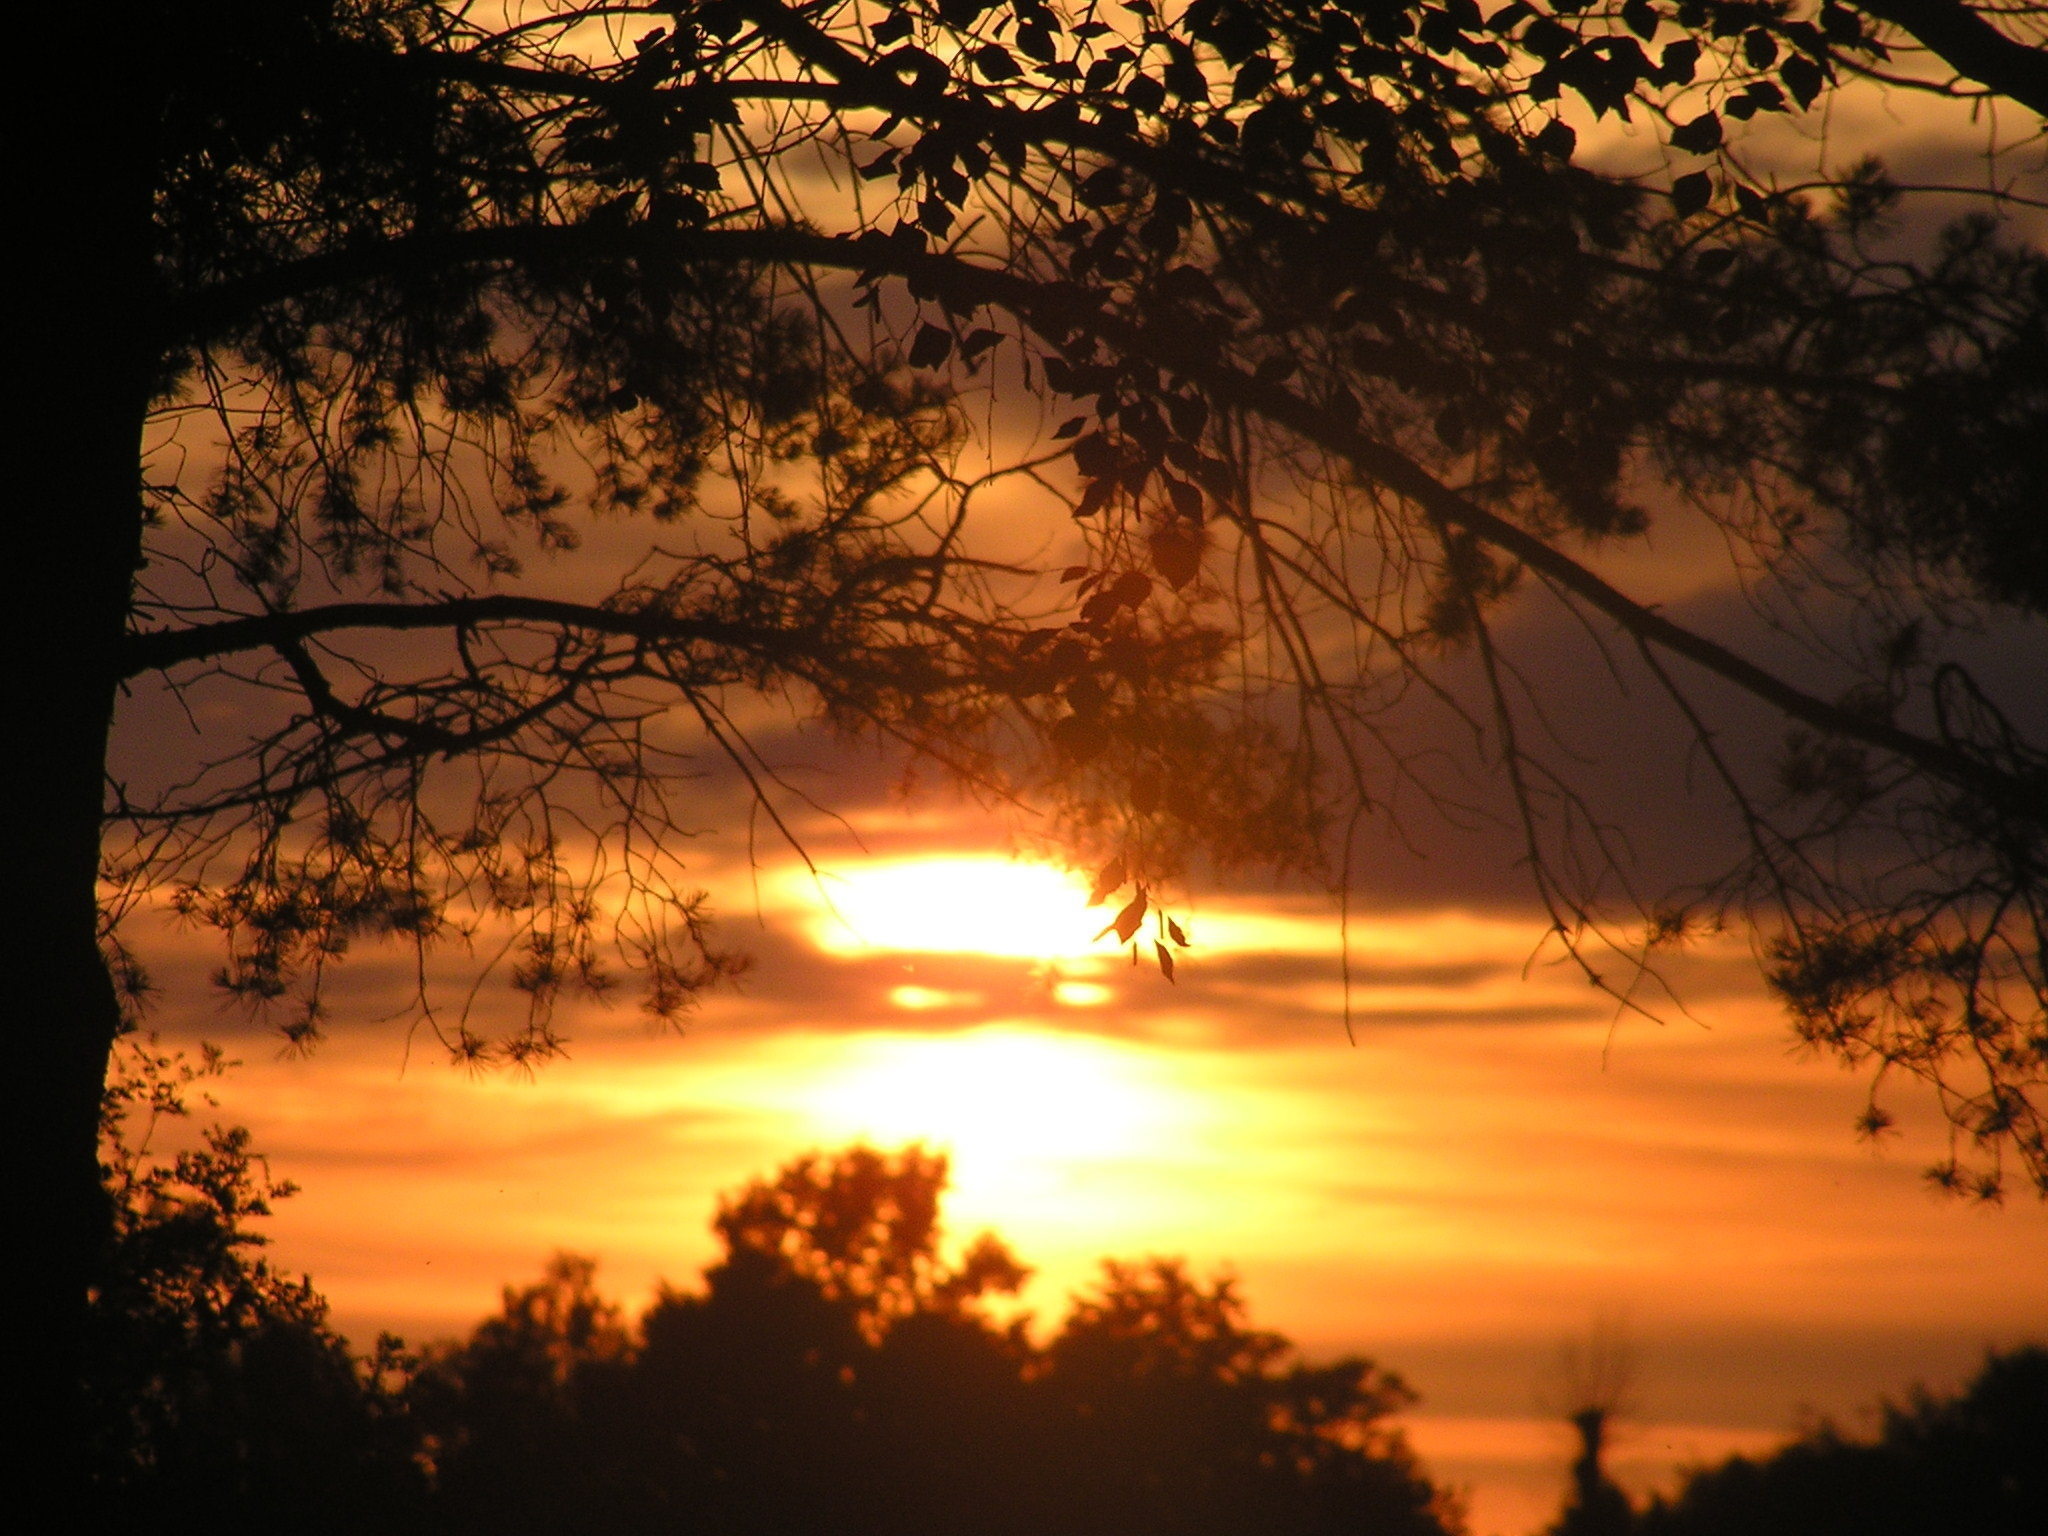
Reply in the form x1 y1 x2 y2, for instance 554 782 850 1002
124 594 756 677
1856 0 2048 117
158 211 2044 825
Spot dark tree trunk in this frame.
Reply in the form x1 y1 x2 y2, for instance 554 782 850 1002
12 12 154 1505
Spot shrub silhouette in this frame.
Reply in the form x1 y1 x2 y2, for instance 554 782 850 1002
1637 1348 2048 1536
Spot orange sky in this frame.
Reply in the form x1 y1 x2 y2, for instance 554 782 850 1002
134 811 2048 1536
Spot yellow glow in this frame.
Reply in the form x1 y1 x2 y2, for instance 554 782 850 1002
888 984 976 1011
1052 981 1114 1007
791 1026 1178 1168
784 855 1106 959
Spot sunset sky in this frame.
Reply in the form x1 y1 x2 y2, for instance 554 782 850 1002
107 32 2048 1535
135 782 2048 1536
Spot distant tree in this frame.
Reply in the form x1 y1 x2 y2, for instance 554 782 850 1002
411 1144 1463 1535
1635 1346 2048 1536
1546 1320 1638 1536
82 1037 424 1532
1547 1407 1637 1536
27 0 2048 1494
1043 1257 1457 1536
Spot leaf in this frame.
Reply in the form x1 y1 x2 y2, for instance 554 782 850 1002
961 327 1004 361
872 10 914 45
1052 415 1088 439
1089 855 1127 905
1060 564 1091 583
1534 117 1576 159
1165 476 1203 518
1074 479 1114 519
1016 21 1058 62
907 323 954 369
1743 28 1778 69
973 44 1020 81
1154 940 1176 982
1072 432 1118 478
1094 887 1148 943
1167 917 1188 947
1669 111 1722 154
1125 72 1166 114
1148 522 1202 589
1622 0 1658 40
1670 170 1713 217
1657 38 1699 85
1110 569 1153 607
1076 167 1126 207
1781 55 1825 109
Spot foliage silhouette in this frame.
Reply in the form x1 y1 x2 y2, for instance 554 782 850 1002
410 1143 1464 1536
28 0 2048 1495
1634 1346 2048 1536
82 1038 425 1532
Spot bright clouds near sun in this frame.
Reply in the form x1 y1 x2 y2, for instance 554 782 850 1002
781 855 1105 960
791 1025 1187 1172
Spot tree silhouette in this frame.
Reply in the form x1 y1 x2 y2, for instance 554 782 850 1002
1635 1346 2048 1536
410 1144 1463 1535
28 0 2048 1492
82 1038 424 1532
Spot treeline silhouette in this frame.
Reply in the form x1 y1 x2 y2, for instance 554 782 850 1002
85 1047 2045 1535
84 1047 1456 1534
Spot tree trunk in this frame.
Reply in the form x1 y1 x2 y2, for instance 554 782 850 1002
11 14 153 1505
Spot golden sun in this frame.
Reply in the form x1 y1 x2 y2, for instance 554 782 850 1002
782 855 1107 961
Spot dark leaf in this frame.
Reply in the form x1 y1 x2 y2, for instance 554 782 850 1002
1016 20 1058 62
1075 479 1114 518
907 323 954 369
1781 54 1825 108
1095 887 1148 943
1110 570 1153 607
1669 111 1722 154
1090 855 1128 905
1155 940 1176 981
1534 117 1576 159
1658 38 1699 84
1670 170 1713 217
1148 523 1202 588
973 44 1020 81
1072 432 1118 477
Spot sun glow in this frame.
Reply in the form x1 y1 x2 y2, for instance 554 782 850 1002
782 855 1107 960
793 1026 1179 1162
